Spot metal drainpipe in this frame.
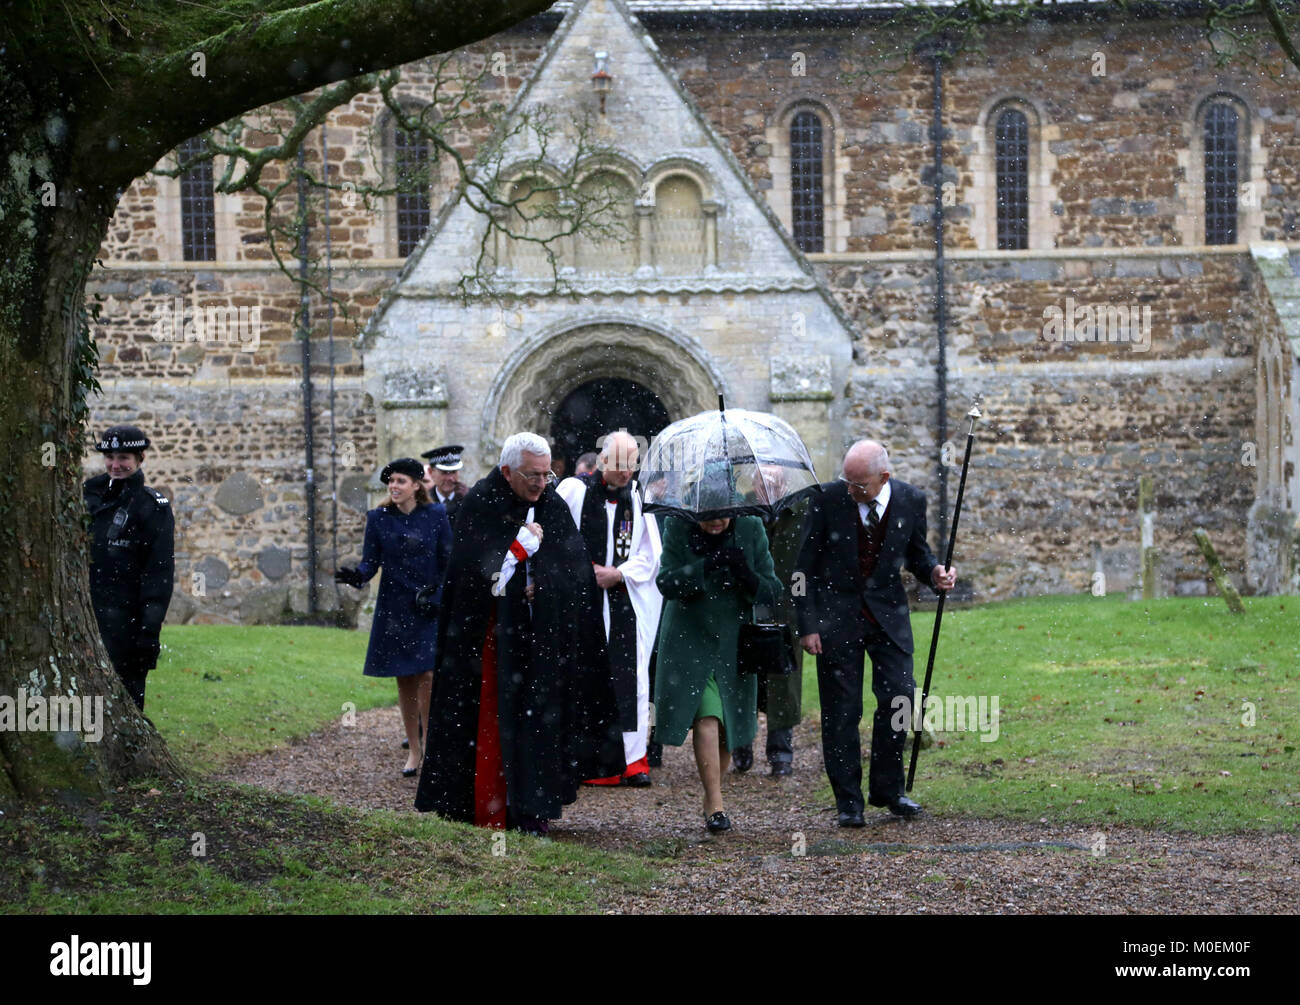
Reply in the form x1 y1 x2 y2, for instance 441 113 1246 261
929 46 950 551
296 146 318 616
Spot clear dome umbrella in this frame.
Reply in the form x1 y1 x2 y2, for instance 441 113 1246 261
640 395 821 522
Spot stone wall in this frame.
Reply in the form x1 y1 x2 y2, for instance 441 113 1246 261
84 377 378 625
83 8 1298 619
659 15 1299 250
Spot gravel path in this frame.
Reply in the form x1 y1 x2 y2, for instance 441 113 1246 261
220 705 1300 914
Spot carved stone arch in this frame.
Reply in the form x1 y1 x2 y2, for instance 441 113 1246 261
766 97 848 253
776 96 845 136
642 160 722 271
480 315 728 455
975 93 1048 132
572 162 640 274
1176 88 1263 246
496 158 568 192
574 151 646 190
493 161 569 275
967 93 1059 251
643 157 719 205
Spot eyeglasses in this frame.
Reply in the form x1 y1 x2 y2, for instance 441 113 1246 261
518 470 557 486
838 475 878 492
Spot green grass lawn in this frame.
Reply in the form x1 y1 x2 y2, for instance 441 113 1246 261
799 594 1300 833
7 594 1295 914
148 625 390 772
4 624 656 914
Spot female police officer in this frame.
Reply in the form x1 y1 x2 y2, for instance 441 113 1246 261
82 425 175 711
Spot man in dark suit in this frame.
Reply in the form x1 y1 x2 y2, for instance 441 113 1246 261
794 440 956 826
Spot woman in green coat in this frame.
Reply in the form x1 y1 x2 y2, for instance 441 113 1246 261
654 512 781 833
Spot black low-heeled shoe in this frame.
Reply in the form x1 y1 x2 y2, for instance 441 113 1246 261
402 766 418 777
705 811 732 833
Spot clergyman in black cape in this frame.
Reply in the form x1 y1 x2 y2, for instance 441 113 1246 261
414 433 624 834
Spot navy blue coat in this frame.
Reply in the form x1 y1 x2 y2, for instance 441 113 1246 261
354 502 453 677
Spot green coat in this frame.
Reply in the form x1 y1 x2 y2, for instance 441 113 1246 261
653 515 782 749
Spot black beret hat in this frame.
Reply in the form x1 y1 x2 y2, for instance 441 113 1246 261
96 425 151 454
380 457 426 484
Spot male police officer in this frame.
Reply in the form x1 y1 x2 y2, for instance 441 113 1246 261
421 444 469 525
83 425 175 710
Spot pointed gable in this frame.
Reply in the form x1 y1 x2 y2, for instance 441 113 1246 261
375 0 848 317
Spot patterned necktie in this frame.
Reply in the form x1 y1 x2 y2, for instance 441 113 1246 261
867 499 880 531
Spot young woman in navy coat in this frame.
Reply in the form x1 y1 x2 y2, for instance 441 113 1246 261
335 457 453 775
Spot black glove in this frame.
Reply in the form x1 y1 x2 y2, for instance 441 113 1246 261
334 566 364 588
725 547 761 594
703 549 729 573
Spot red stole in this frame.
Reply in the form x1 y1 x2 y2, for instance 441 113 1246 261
474 608 508 829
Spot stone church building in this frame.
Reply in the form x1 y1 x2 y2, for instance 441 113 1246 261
87 0 1300 623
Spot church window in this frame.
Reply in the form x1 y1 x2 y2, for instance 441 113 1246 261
503 176 561 274
393 124 431 257
178 136 216 262
1204 102 1239 245
575 171 637 274
995 108 1029 251
790 110 825 253
653 175 706 273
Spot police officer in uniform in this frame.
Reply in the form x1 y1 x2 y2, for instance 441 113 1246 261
83 425 175 710
420 444 468 525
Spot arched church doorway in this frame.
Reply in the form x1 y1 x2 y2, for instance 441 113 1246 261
551 378 670 477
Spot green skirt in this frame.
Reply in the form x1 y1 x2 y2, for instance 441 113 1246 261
694 675 725 726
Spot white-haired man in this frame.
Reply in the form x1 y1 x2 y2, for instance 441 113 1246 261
558 430 663 787
794 440 956 825
416 432 623 835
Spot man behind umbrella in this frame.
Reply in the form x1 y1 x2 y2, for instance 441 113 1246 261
557 430 663 787
82 425 175 711
415 432 624 835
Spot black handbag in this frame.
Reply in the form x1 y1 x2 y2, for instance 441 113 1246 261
737 615 795 677
414 586 440 620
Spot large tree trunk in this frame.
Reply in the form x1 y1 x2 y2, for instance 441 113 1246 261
1 0 555 808
0 71 181 806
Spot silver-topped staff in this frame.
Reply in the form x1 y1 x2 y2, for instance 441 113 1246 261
907 405 981 792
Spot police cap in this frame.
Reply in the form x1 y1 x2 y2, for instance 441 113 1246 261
96 425 151 455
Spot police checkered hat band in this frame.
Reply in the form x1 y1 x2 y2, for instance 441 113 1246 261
96 425 151 453
420 444 464 471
